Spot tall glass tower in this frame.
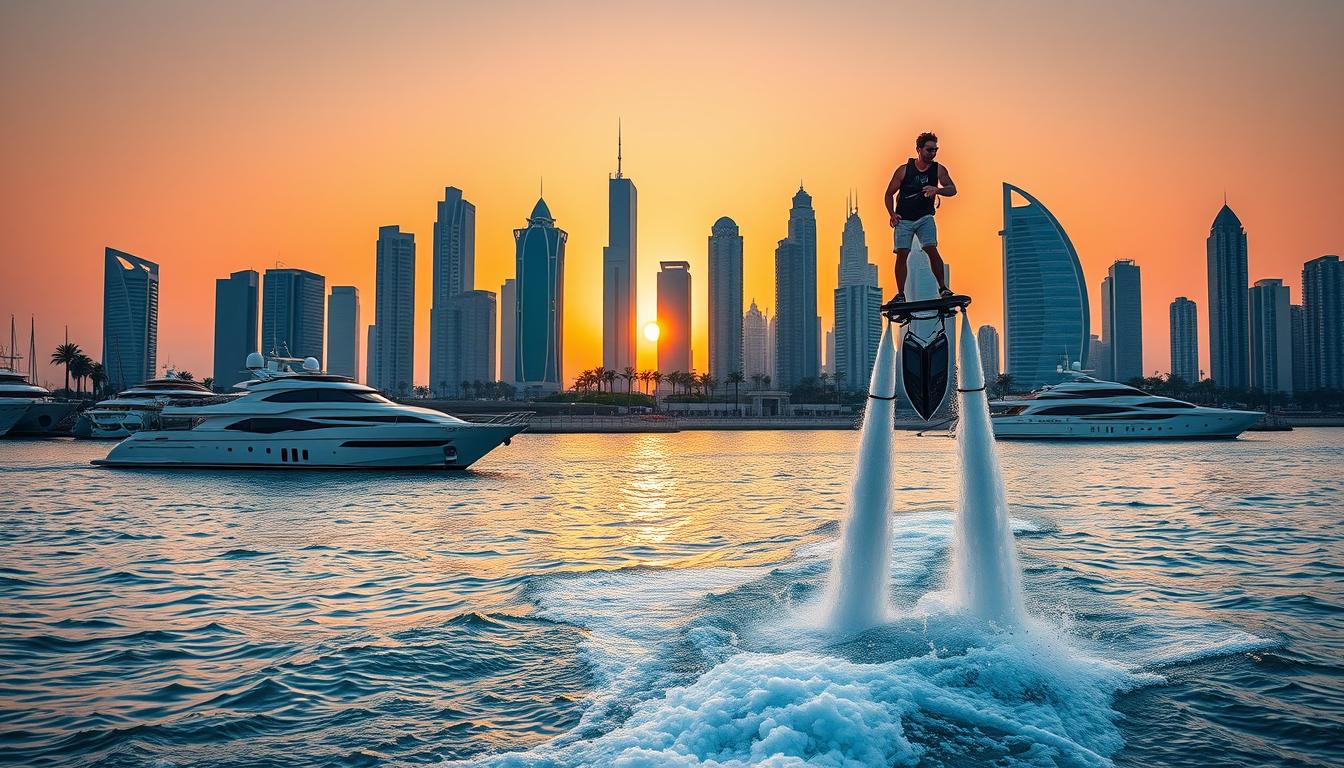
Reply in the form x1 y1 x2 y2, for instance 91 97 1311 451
1169 297 1199 382
1206 204 1249 388
774 185 819 391
261 267 324 364
1104 259 1143 382
1302 254 1342 390
103 247 159 392
833 198 881 393
372 226 415 395
708 217 742 380
514 199 566 394
213 269 258 391
1000 183 1089 389
1249 278 1292 393
430 187 477 393
603 126 637 375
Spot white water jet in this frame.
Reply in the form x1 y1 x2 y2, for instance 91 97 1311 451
825 323 899 631
951 313 1025 625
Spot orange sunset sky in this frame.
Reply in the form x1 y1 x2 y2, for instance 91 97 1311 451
2 0 1341 388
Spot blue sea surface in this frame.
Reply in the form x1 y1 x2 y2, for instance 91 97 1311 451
0 430 1341 766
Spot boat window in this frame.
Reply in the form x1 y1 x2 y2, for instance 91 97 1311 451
317 414 431 423
992 405 1030 416
224 417 329 433
1035 404 1134 415
0 391 39 398
263 389 389 403
1142 400 1197 409
1071 387 1147 397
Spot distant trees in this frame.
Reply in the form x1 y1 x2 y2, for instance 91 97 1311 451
50 342 81 394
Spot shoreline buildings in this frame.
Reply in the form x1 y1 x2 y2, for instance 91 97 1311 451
603 128 638 376
326 286 360 380
1302 255 1342 391
499 278 516 385
657 261 692 381
708 217 743 381
774 186 819 391
514 199 566 394
1000 183 1089 389
212 269 258 391
977 325 1001 384
743 299 771 382
1103 259 1143 382
430 187 479 393
833 198 881 393
1169 297 1198 382
1249 278 1292 393
103 247 159 392
371 226 415 395
1207 204 1249 388
261 267 324 364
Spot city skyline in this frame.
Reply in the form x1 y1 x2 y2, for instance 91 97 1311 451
3 2 1341 387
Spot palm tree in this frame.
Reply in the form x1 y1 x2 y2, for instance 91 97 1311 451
622 367 636 393
461 380 472 398
750 373 764 391
650 370 663 396
177 370 194 381
727 371 744 413
50 342 81 395
592 366 608 393
90 362 106 397
70 354 93 395
202 376 214 392
602 369 617 393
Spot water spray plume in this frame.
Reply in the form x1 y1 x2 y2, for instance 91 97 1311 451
951 313 1025 626
825 322 898 631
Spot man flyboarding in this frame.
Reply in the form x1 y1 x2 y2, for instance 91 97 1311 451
884 131 956 306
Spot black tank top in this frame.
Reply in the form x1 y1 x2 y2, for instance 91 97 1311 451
895 158 938 220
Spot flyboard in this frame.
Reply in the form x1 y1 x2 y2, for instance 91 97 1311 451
879 293 972 420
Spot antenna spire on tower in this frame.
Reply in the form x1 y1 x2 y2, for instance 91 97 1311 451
616 118 623 179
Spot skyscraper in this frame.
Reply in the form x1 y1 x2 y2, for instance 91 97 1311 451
743 299 770 381
832 201 881 393
1097 275 1114 381
373 225 415 395
1302 254 1343 391
365 325 377 387
1000 184 1089 389
657 261 692 380
212 269 257 391
430 187 477 393
1207 204 1249 388
774 185 819 391
261 267 324 363
439 290 496 396
103 247 159 392
1290 304 1307 394
514 199 566 394
604 128 638 375
977 325 1000 384
823 329 835 377
708 217 743 380
326 286 360 380
1249 278 1292 393
1169 297 1199 382
1104 260 1143 382
500 278 516 385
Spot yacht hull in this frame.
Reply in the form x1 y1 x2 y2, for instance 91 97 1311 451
93 423 525 469
991 410 1262 439
0 403 27 436
9 402 80 435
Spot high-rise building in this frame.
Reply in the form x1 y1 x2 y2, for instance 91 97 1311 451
514 199 566 394
430 187 477 393
708 217 743 381
767 314 777 383
1249 278 1292 393
823 328 835 377
604 128 638 375
774 185 819 391
371 226 415 395
977 325 1001 384
326 286 360 380
1302 254 1343 390
500 278 516 385
261 267 324 363
1290 304 1307 394
1000 184 1089 389
1087 335 1105 380
743 299 770 381
833 201 881 393
657 261 692 380
438 290 496 397
212 269 257 391
1169 297 1199 383
1207 204 1249 388
1104 260 1143 382
365 325 377 387
103 247 159 392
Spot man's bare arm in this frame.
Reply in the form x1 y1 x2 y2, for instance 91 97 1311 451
937 165 957 197
885 166 905 225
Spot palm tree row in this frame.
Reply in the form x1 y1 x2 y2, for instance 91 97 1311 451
49 342 104 397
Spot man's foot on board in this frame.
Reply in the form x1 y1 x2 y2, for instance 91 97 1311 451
889 292 906 306
939 288 954 299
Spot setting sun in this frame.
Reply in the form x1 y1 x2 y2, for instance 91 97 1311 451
642 322 660 343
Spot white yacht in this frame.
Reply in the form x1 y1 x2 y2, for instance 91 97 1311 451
79 373 218 439
988 371 1262 439
0 367 79 436
94 354 528 469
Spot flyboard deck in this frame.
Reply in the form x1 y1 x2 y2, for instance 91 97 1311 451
879 294 971 421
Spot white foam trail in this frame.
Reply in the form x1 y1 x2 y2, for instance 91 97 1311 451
824 322 898 631
951 313 1026 626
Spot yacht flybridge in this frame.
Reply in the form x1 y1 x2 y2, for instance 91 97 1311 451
94 354 528 469
78 373 218 439
988 371 1262 440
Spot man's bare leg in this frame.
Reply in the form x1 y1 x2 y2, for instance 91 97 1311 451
894 248 911 296
923 244 950 293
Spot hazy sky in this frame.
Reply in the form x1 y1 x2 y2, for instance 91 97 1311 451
2 0 1341 386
